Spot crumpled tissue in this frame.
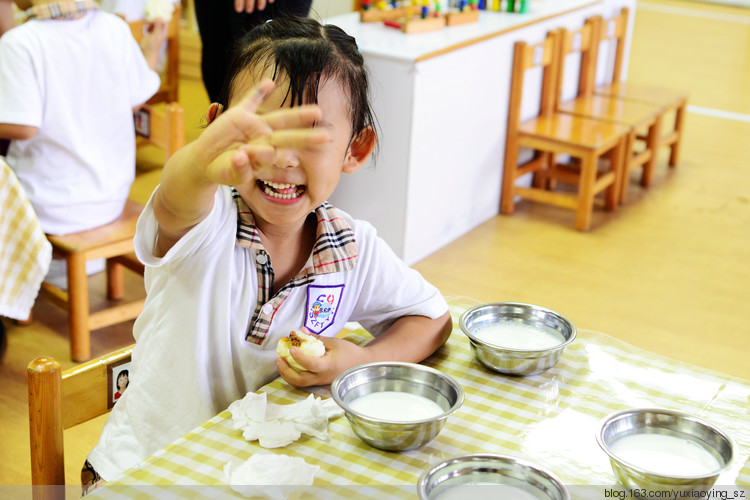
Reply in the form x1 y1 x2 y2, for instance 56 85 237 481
223 454 319 498
227 392 344 448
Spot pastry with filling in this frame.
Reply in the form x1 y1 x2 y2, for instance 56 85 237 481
276 330 325 371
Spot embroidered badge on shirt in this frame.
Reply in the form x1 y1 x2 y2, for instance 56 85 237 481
305 285 344 334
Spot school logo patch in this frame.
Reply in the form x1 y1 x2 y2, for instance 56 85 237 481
305 284 344 334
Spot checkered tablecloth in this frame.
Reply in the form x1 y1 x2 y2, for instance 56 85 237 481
97 297 750 499
0 157 51 320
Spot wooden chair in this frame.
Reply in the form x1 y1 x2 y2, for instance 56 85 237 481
28 345 134 498
555 17 665 205
501 30 629 231
41 201 144 362
593 8 689 197
36 102 182 362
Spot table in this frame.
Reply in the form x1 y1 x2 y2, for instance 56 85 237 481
97 297 750 498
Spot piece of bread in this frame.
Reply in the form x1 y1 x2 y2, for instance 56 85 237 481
276 330 325 372
144 0 175 22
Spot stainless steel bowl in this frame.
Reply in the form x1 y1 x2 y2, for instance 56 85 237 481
459 302 576 376
331 362 464 451
597 408 734 489
417 454 570 500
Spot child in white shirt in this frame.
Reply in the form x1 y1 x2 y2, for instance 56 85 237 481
85 16 452 487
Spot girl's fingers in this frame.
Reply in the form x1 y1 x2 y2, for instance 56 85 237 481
262 105 321 131
238 78 276 114
269 129 330 149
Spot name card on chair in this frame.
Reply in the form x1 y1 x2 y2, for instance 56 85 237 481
134 107 151 139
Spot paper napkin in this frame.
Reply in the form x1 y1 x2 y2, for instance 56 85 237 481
223 453 319 497
227 392 344 448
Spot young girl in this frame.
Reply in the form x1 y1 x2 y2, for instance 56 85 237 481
85 17 452 485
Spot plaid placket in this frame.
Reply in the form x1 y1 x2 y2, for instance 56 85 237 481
25 0 98 21
232 189 358 345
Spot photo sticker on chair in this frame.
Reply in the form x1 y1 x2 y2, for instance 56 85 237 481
107 356 132 408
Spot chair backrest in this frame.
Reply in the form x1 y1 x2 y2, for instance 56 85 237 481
556 16 601 101
28 345 134 488
598 7 629 84
506 30 561 134
128 5 182 104
134 101 185 160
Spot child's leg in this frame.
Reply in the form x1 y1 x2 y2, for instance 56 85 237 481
81 460 106 495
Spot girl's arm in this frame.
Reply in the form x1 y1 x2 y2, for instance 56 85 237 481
277 312 453 387
152 79 327 256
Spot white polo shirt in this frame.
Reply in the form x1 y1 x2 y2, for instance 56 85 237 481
87 186 448 481
0 12 160 234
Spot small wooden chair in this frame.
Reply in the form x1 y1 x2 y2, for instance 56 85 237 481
28 345 134 498
593 8 689 196
555 17 665 205
501 30 629 231
41 201 144 362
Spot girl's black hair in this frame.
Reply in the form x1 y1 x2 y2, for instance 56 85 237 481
218 17 377 145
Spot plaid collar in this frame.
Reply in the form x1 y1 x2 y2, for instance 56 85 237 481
233 188 358 276
232 188 358 344
25 1 98 21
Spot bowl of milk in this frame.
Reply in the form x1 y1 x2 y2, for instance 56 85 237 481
459 302 576 376
597 408 734 489
417 454 570 500
331 362 464 451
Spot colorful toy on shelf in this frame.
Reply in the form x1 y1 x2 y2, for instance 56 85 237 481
359 0 529 34
369 0 446 34
445 0 479 26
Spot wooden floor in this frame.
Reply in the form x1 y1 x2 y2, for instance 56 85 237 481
2 0 749 487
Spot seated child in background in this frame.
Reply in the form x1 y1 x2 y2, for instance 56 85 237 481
85 16 452 486
0 0 167 236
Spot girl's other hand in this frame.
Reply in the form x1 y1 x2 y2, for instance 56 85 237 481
276 335 371 388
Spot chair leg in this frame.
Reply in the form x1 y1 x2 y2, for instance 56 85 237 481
501 135 521 215
605 139 624 211
575 152 597 231
107 259 125 301
669 102 686 167
66 253 91 362
619 131 635 205
641 114 662 188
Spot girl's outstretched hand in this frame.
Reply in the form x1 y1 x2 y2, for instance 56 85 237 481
194 78 329 187
276 333 372 388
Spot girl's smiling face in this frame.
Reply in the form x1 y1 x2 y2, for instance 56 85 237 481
230 71 374 236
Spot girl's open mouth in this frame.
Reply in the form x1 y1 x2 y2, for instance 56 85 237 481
258 180 306 200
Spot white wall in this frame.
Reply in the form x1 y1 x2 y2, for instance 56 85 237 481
310 0 354 20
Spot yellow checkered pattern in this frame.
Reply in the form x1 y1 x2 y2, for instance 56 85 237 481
0 158 51 320
98 297 750 498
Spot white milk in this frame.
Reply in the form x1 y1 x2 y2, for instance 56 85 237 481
610 433 722 476
433 484 545 500
348 391 444 422
471 321 565 350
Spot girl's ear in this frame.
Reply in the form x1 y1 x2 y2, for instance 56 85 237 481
206 103 224 124
342 127 376 174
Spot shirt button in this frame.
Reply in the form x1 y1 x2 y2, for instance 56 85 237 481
262 303 274 315
256 253 268 265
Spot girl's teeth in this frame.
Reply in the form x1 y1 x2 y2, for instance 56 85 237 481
262 181 301 199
